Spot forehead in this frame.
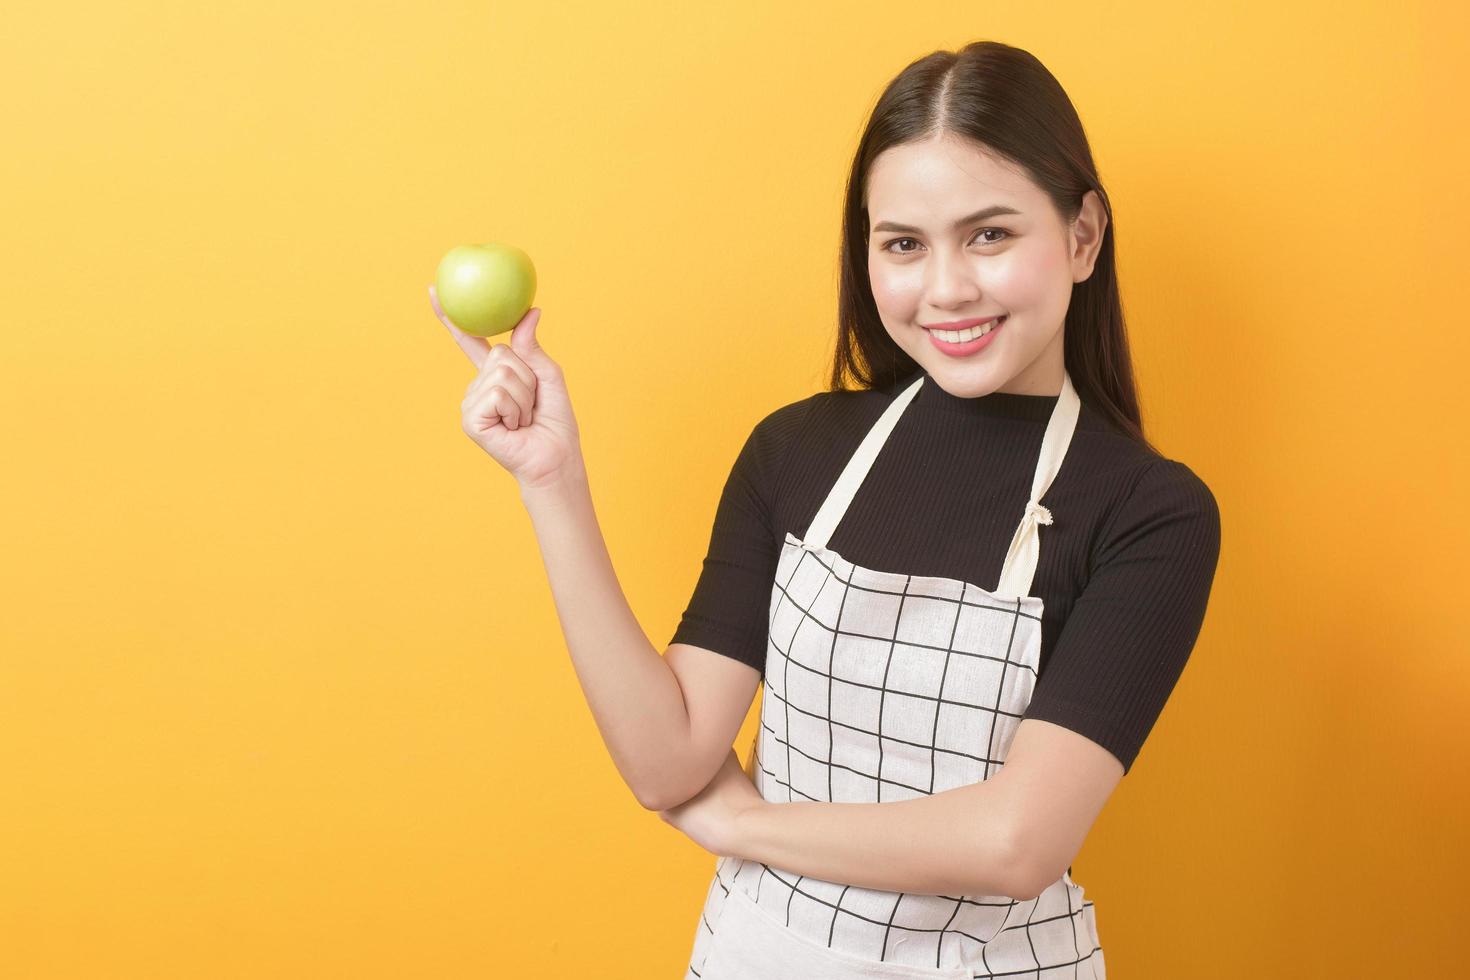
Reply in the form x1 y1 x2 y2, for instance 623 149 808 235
865 136 1039 216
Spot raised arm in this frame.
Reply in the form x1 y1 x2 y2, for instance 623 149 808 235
521 470 760 810
430 288 757 811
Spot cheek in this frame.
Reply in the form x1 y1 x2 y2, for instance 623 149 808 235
993 249 1040 290
867 260 918 314
992 245 1064 302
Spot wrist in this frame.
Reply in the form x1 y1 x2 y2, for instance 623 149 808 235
519 464 589 506
729 798 769 860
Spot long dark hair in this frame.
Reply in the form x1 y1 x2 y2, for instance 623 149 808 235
830 40 1156 453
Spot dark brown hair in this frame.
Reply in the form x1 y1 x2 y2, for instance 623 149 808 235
830 40 1155 452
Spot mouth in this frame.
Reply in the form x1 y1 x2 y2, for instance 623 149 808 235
922 315 1005 332
923 315 1006 343
923 315 1006 356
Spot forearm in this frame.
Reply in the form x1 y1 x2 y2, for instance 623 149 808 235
519 465 692 809
732 780 1026 899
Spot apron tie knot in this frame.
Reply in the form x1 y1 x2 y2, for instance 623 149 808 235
994 500 1054 599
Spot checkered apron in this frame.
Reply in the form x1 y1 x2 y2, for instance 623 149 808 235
683 370 1105 979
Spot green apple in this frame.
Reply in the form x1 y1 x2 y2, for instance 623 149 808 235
434 242 537 337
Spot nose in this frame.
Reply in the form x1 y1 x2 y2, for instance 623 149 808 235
924 247 982 309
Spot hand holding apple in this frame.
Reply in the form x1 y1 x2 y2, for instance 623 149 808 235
429 280 583 493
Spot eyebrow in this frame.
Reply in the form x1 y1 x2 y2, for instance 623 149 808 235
871 205 1023 235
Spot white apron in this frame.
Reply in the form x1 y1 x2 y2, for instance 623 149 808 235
683 371 1105 979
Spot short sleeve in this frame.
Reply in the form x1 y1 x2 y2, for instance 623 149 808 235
1022 456 1222 776
668 397 816 677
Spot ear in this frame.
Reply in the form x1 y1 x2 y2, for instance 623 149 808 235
1070 190 1109 284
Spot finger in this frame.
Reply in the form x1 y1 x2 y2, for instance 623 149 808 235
482 342 537 395
430 285 490 372
488 370 534 426
465 372 534 430
465 357 535 413
473 384 522 430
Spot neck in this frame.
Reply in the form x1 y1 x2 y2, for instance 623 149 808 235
905 367 1061 421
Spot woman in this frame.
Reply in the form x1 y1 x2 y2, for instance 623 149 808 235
432 39 1220 980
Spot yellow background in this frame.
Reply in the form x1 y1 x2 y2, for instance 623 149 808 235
2 1 1465 976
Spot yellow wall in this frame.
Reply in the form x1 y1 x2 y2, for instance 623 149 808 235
2 1 1465 976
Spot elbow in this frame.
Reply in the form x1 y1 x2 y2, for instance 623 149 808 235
633 779 673 812
998 827 1053 904
635 785 674 812
633 776 696 813
1007 869 1046 904
620 748 696 811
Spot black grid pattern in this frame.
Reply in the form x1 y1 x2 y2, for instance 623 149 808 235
683 534 1104 978
684 370 1101 977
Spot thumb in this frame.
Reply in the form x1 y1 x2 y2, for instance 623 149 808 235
509 307 549 365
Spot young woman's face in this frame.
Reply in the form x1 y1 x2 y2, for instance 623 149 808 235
864 135 1105 396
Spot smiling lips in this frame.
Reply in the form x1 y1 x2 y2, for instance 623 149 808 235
925 315 1006 355
923 315 1005 331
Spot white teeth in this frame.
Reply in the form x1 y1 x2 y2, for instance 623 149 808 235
929 318 1001 343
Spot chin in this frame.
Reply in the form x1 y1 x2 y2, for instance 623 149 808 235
934 373 993 396
922 361 1004 398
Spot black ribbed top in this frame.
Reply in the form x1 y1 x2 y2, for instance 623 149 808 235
670 365 1222 776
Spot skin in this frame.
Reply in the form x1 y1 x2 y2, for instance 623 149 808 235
864 133 1108 397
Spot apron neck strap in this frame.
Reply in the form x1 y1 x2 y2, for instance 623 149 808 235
801 373 924 552
802 370 1082 602
993 370 1081 598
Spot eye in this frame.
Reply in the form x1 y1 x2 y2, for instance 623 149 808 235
879 228 1010 254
